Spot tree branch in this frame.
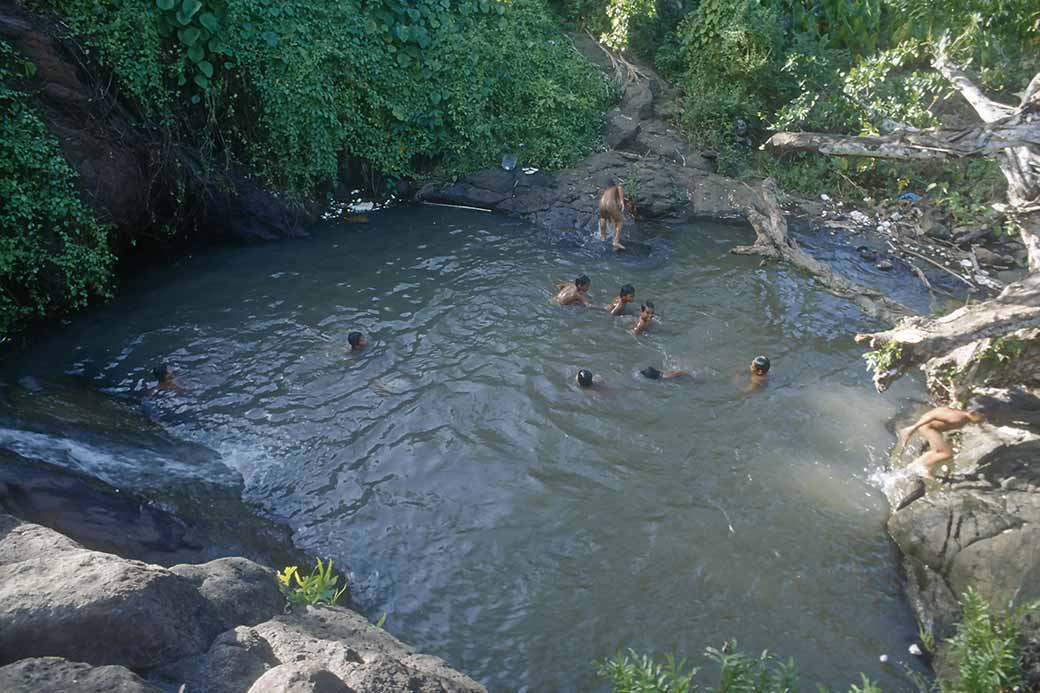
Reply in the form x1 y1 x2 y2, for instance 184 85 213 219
933 35 1017 123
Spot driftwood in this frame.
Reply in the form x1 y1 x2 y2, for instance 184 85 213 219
731 179 911 324
855 273 1040 391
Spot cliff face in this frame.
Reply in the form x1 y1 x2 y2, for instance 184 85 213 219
0 513 487 692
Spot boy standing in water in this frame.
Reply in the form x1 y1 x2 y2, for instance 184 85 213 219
734 356 770 393
554 275 594 306
898 406 986 479
607 284 635 316
631 302 654 335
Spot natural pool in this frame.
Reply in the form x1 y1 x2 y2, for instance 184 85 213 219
4 207 930 690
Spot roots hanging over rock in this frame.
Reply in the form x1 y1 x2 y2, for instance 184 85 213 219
731 178 912 324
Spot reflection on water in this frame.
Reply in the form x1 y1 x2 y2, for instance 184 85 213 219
4 207 929 690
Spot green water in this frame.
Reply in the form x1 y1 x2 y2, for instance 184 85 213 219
3 207 929 690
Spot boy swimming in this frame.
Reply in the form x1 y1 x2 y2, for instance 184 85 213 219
554 275 594 306
631 302 654 335
607 284 635 316
640 366 686 380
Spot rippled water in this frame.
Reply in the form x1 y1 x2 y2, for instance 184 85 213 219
5 207 930 690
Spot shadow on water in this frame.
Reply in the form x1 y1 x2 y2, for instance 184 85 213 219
0 205 934 690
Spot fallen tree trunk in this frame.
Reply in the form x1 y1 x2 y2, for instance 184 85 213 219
731 179 911 324
854 273 1040 391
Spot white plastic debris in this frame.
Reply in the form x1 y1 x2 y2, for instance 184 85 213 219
891 212 902 221
959 259 974 268
350 201 376 212
909 644 923 656
879 654 889 663
849 210 871 225
820 193 831 201
522 167 540 175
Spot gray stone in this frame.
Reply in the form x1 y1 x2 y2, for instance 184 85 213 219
0 514 82 566
171 557 285 630
0 547 222 668
248 663 352 693
603 110 640 150
0 657 161 693
461 169 516 194
157 626 277 693
252 605 486 692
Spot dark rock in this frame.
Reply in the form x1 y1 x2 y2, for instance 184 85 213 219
0 657 162 693
603 110 640 150
856 245 878 262
416 183 508 209
170 557 285 630
0 535 223 668
248 663 352 693
461 169 516 195
953 227 990 247
973 246 1013 267
620 79 654 120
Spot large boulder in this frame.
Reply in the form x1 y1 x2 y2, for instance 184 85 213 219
252 605 486 692
0 513 82 566
157 627 278 693
247 663 352 693
0 657 161 693
0 544 222 668
171 557 285 630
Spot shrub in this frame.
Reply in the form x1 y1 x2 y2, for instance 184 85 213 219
0 40 114 340
277 558 348 607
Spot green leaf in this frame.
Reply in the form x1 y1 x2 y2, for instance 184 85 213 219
261 31 279 47
181 0 202 19
193 73 210 90
198 12 219 33
155 0 176 10
197 61 213 78
187 43 205 63
175 11 193 26
178 27 201 46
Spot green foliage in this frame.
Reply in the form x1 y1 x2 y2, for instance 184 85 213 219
0 40 114 340
974 335 1029 373
596 643 878 692
939 588 1039 692
33 0 612 196
864 342 903 374
277 558 348 607
596 649 698 693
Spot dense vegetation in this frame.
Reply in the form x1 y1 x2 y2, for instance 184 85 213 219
597 588 1040 692
555 0 1038 204
0 0 612 338
0 40 113 339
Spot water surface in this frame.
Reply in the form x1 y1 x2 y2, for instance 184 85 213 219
4 207 928 690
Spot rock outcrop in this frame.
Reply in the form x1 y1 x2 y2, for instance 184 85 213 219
0 515 486 692
882 422 1040 680
410 35 755 235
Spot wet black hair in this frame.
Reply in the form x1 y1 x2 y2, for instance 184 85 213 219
576 369 594 387
347 331 364 348
152 365 171 381
752 355 771 374
575 274 591 288
619 284 635 297
641 301 655 312
640 366 662 380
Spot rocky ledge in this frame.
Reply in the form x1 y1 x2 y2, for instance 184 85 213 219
0 514 485 693
882 420 1040 681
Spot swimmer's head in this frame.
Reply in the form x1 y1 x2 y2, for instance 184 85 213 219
640 366 662 380
347 331 368 351
152 365 173 382
751 355 770 375
640 301 655 319
575 275 591 292
965 398 991 423
576 369 594 388
619 284 635 301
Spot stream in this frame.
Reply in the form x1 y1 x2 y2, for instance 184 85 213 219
1 206 931 690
